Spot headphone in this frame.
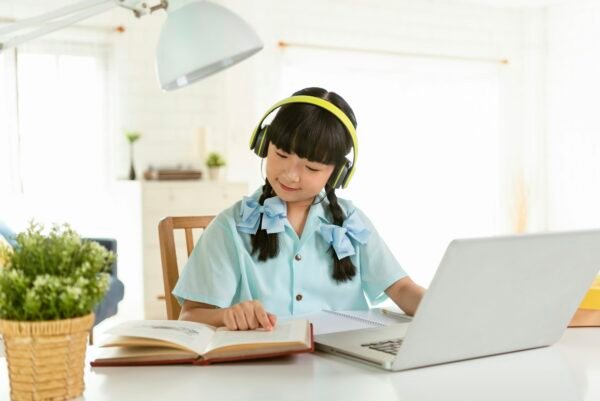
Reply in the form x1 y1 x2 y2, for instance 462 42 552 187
249 95 358 189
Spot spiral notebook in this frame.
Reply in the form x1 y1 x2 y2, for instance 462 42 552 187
287 309 412 336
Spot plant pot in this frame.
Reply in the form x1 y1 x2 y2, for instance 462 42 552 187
128 160 136 180
0 313 94 401
207 167 222 181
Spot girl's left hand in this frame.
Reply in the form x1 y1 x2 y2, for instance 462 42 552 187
222 300 277 331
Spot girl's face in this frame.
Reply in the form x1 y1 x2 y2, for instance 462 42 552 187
266 143 335 206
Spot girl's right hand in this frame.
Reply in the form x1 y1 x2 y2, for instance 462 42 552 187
222 300 277 331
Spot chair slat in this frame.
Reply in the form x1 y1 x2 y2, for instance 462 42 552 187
184 229 194 256
158 216 215 320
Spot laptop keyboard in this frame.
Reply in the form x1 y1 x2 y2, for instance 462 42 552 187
361 339 403 355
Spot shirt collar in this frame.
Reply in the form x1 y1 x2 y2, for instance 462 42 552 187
248 188 336 244
249 187 332 222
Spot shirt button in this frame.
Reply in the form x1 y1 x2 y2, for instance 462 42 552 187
296 294 303 301
294 254 302 261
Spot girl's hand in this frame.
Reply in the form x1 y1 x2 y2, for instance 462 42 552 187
222 300 277 331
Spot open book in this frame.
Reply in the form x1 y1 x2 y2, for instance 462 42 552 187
90 319 313 367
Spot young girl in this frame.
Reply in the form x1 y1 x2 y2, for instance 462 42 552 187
173 87 425 331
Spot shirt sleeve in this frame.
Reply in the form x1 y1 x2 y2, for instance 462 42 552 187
354 208 408 305
172 216 241 308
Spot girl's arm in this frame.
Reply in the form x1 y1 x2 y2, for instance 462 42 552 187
385 277 426 316
179 299 277 330
179 300 225 326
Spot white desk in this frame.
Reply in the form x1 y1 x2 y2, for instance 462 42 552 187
1 328 599 401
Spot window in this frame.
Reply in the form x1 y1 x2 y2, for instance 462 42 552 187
16 42 110 195
0 41 110 227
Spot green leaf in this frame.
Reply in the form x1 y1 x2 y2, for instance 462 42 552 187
0 222 114 321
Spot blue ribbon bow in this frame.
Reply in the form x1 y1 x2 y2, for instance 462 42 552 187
237 196 287 234
319 211 371 259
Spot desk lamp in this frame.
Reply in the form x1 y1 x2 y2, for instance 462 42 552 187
0 0 263 90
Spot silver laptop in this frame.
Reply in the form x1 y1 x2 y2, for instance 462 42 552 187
316 230 600 371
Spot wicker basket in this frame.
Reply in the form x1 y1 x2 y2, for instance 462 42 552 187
0 313 94 401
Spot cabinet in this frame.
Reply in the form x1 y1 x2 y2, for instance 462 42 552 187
140 181 248 319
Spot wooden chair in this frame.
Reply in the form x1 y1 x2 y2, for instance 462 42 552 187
158 216 215 320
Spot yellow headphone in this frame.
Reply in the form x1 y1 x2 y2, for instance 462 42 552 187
249 95 358 189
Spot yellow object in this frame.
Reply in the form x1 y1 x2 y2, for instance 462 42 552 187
579 276 600 310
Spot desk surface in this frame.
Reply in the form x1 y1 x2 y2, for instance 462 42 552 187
1 328 599 401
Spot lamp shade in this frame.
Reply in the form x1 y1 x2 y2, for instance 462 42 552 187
156 0 263 91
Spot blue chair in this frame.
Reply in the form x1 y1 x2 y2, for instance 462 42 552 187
0 221 124 326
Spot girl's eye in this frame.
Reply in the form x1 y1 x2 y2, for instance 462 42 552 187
306 166 320 172
276 152 288 158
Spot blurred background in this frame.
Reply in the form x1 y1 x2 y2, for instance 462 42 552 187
1 0 599 320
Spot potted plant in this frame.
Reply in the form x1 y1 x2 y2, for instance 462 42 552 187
0 222 114 401
206 152 226 181
125 131 141 180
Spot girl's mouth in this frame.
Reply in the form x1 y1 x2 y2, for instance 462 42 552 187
279 182 299 191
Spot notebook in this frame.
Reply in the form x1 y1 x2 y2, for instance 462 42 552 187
283 309 412 336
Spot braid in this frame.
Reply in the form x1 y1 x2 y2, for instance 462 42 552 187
251 180 280 261
326 188 357 282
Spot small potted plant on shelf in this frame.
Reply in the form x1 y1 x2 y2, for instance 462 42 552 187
206 152 226 181
0 222 114 401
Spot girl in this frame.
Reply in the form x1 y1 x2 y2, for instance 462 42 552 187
173 87 425 330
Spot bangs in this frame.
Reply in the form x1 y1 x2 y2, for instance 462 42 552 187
267 103 351 166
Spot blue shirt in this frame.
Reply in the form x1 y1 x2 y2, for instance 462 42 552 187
172 189 407 317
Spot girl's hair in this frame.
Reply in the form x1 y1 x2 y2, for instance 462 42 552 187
251 87 358 283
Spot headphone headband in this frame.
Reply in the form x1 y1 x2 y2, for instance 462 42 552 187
249 95 358 188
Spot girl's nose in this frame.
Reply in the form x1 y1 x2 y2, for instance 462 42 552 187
283 161 301 182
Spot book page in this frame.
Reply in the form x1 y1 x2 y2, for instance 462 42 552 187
92 346 197 364
281 309 411 336
104 320 216 355
206 319 308 353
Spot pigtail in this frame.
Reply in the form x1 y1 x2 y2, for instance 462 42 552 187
251 179 280 261
326 187 357 282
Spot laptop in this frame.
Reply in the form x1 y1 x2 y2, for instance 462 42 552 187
315 230 600 371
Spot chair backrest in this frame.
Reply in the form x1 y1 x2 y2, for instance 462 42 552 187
158 216 215 320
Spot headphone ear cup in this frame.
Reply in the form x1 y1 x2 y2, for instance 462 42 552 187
252 125 270 158
329 160 350 189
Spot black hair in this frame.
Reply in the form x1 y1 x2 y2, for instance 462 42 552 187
251 87 358 283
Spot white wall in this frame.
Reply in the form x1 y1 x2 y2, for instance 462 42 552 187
545 1 600 230
2 0 544 207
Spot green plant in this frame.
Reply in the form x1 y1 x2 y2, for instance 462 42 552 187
0 222 114 321
125 131 141 143
206 152 226 168
125 131 141 180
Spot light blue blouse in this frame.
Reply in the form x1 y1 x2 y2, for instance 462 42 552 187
172 188 407 317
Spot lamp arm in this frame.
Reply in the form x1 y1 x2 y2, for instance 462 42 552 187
0 0 168 52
